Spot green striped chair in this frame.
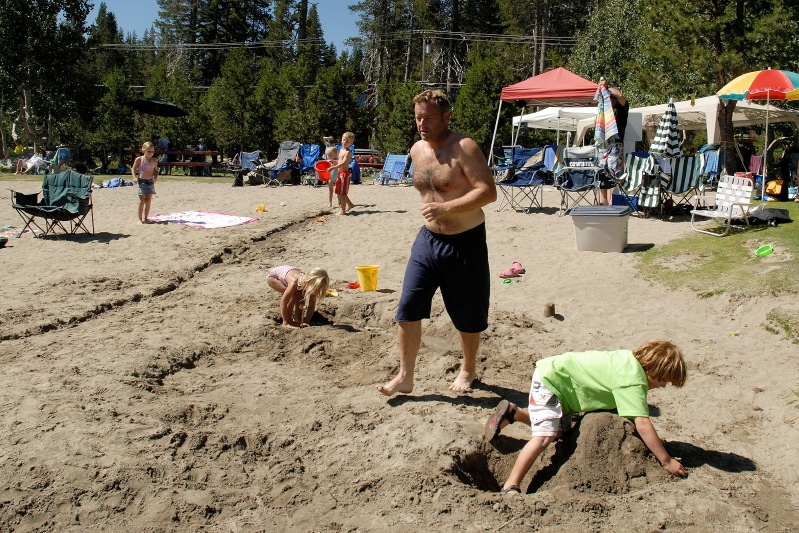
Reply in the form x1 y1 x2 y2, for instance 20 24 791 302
639 158 672 217
614 152 653 212
663 155 701 213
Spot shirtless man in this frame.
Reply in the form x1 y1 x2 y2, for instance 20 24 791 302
377 89 497 396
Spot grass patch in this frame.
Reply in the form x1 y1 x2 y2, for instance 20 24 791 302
638 201 799 347
765 308 799 343
637 201 799 298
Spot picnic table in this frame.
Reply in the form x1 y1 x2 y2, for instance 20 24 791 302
129 150 227 175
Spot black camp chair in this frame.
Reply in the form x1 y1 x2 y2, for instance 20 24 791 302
267 141 302 186
9 170 94 237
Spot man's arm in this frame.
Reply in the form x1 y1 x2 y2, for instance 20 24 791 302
607 86 627 106
634 417 686 477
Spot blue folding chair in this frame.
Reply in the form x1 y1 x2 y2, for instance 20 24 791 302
230 151 260 187
375 154 409 185
496 147 550 213
554 146 601 215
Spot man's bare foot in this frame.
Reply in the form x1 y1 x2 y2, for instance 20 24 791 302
377 374 413 396
447 369 477 392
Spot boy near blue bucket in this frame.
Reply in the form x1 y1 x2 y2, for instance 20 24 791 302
485 339 687 494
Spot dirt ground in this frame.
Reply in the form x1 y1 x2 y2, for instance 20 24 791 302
1 178 798 532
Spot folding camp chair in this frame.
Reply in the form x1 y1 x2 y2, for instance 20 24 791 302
230 151 260 186
9 170 94 238
491 145 520 181
375 154 409 185
266 141 302 186
554 146 601 215
299 144 321 185
613 151 653 213
690 175 754 236
662 155 700 215
698 146 720 189
495 147 549 213
638 158 672 218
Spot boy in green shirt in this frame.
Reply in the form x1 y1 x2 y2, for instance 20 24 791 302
485 340 687 494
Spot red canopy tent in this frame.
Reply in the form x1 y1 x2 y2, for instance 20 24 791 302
490 67 598 162
500 67 597 106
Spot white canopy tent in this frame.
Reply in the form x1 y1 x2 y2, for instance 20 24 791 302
574 96 799 147
512 107 596 146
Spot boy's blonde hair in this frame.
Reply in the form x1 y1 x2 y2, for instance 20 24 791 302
633 340 687 387
342 132 355 144
325 146 338 160
297 268 330 305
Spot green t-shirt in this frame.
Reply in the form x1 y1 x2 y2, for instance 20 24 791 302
536 349 649 418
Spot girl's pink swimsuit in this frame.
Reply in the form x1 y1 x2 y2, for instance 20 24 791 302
267 265 299 287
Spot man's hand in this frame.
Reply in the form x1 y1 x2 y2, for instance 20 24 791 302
421 202 445 222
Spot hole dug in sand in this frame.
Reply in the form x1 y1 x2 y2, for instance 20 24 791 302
452 412 670 495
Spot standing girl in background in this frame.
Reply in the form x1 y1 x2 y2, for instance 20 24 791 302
131 141 158 223
267 266 331 330
325 145 339 208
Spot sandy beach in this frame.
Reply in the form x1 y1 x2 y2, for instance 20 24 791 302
1 178 798 532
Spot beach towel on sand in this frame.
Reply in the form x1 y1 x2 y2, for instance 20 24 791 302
148 211 257 229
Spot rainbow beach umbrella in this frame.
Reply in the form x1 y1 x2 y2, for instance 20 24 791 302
718 68 799 196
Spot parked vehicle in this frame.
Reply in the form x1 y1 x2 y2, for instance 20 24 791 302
354 154 384 169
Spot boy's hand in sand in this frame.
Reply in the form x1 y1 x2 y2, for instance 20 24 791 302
663 457 686 477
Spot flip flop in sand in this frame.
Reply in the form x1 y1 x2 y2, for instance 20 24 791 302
485 400 516 441
512 261 525 274
501 485 521 495
498 268 519 278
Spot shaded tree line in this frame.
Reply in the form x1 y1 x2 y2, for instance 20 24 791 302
1 0 797 173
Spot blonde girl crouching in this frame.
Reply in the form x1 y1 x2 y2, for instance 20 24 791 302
266 266 331 329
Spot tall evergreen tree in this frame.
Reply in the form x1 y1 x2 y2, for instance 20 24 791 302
203 47 254 154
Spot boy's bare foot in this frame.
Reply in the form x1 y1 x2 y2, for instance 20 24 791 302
377 374 413 396
447 369 477 392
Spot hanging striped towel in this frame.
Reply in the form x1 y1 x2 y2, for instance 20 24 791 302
593 87 618 146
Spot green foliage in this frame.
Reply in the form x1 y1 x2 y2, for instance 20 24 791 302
373 80 421 155
452 46 509 153
568 0 645 102
203 48 254 154
92 68 135 163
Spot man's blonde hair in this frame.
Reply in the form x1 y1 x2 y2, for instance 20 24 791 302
633 340 687 387
413 89 451 115
298 268 330 306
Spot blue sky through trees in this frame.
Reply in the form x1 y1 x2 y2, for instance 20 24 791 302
89 1 357 51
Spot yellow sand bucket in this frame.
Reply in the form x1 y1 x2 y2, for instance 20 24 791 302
355 265 379 292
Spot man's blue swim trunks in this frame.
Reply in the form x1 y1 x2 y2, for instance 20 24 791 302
395 223 489 333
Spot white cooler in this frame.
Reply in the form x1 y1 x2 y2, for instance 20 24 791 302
569 205 632 253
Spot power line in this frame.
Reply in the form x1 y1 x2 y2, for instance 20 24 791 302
95 30 576 52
